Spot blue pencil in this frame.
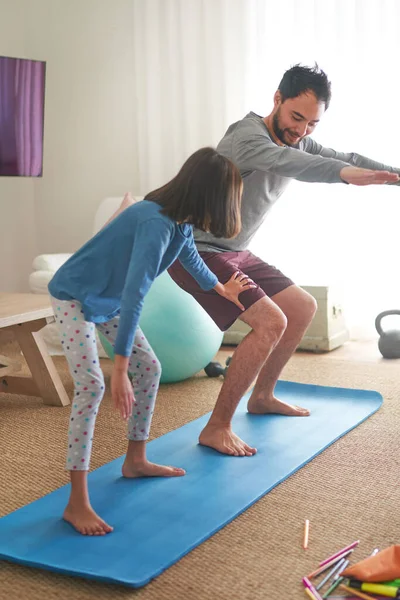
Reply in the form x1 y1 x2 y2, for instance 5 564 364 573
316 557 349 590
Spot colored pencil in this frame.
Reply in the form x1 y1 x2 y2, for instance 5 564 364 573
316 557 349 591
319 540 360 567
307 548 354 578
303 576 324 600
322 576 344 598
304 519 310 549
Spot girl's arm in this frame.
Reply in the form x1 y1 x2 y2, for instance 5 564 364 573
114 218 173 358
110 218 172 420
179 235 255 310
178 236 218 290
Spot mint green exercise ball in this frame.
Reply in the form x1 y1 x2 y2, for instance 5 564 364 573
99 271 223 383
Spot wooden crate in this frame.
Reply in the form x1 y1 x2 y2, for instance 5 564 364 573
223 285 349 352
299 285 349 352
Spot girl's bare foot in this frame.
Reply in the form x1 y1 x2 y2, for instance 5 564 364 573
247 395 310 416
63 503 114 536
199 423 257 456
120 192 135 210
122 460 186 478
101 192 136 229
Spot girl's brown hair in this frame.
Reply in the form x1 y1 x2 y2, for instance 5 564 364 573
145 147 242 238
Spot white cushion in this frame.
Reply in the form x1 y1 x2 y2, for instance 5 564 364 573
29 270 54 294
32 253 72 272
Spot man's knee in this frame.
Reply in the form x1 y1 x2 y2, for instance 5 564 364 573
273 285 317 327
260 306 287 347
296 290 318 324
241 298 287 347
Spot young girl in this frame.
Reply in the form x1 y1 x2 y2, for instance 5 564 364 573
48 147 254 536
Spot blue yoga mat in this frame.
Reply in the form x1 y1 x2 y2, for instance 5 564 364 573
0 381 382 587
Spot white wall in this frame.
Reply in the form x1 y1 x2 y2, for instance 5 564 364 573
0 0 37 292
0 0 139 291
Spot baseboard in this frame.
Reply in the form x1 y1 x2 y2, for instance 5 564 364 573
297 329 350 352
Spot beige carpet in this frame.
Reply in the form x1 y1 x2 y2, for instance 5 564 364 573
1 335 399 600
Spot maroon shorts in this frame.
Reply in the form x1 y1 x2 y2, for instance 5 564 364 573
168 250 294 331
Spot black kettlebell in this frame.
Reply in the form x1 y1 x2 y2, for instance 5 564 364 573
204 356 232 378
375 310 400 358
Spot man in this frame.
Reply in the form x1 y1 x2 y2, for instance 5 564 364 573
168 64 400 457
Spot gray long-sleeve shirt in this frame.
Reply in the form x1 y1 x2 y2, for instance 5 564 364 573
194 111 400 252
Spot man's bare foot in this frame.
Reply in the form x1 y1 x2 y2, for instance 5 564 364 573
247 395 310 416
199 423 257 456
122 460 186 478
63 503 113 536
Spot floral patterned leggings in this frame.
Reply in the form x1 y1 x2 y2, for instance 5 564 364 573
50 297 161 471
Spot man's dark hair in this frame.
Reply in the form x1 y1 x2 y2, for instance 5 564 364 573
278 63 331 108
145 147 242 239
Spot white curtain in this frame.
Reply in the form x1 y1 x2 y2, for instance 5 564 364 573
132 0 400 338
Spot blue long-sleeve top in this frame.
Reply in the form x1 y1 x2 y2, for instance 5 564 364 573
48 200 218 356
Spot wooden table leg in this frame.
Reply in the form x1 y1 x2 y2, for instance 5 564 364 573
0 318 70 407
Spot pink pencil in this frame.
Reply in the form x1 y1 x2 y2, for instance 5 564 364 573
303 577 324 600
303 519 310 549
319 540 360 567
307 548 354 579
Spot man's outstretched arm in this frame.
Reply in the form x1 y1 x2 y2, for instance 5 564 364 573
234 134 399 186
303 137 400 186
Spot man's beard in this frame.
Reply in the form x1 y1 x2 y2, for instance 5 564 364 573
272 111 300 147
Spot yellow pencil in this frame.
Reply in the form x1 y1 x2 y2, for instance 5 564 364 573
305 588 317 600
303 519 310 549
339 583 376 600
